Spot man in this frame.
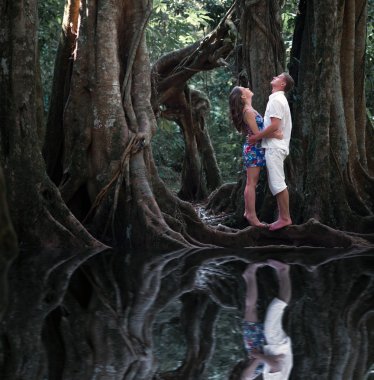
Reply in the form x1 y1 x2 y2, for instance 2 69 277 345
231 261 293 380
249 73 294 231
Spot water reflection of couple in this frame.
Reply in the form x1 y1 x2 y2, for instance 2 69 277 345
229 73 294 231
230 261 293 380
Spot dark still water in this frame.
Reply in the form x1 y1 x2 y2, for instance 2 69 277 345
152 247 374 380
0 246 373 380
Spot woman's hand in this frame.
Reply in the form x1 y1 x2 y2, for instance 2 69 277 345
247 134 259 144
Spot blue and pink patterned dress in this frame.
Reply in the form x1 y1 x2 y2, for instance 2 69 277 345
243 113 266 168
242 320 266 375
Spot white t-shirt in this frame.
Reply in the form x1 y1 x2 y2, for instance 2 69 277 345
262 298 293 380
261 91 292 155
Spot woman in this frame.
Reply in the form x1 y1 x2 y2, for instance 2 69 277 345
229 86 282 227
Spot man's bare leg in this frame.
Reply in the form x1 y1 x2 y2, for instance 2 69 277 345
267 259 291 303
269 188 292 231
242 263 264 322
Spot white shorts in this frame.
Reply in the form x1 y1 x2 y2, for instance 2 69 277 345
264 297 288 345
265 148 288 195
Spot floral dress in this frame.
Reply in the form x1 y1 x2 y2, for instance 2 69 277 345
242 320 266 375
243 113 266 168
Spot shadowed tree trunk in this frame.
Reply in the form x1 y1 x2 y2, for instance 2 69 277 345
0 1 107 378
0 166 18 321
236 0 285 112
287 0 374 232
0 0 104 249
43 0 192 250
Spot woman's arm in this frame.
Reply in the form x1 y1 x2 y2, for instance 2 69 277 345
243 109 259 135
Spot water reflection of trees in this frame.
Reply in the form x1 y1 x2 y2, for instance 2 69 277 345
0 247 373 379
152 248 374 380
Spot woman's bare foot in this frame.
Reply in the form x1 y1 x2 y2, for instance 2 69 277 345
269 218 292 231
244 212 268 228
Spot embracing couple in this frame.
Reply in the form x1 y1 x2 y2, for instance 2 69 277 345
229 73 294 231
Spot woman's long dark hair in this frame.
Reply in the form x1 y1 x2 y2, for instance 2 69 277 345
229 86 246 134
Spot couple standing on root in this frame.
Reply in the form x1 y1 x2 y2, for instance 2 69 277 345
229 73 294 231
229 261 293 380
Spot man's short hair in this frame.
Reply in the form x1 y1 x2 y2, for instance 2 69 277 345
281 72 294 93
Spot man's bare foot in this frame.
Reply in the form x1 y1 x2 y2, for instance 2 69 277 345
244 212 268 228
269 218 292 231
267 259 289 273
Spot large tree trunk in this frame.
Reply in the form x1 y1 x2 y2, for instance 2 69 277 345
0 0 103 249
287 0 374 232
0 1 107 378
236 0 285 112
0 166 18 321
43 0 192 250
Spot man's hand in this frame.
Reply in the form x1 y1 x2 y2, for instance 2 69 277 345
251 350 284 373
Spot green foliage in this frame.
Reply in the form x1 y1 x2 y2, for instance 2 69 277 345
147 0 213 61
149 0 240 185
201 0 233 26
191 69 243 182
151 119 185 191
281 0 298 61
38 0 65 111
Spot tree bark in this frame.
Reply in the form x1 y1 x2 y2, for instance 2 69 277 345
0 166 18 321
287 0 374 232
0 0 104 249
0 1 107 378
236 0 285 112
